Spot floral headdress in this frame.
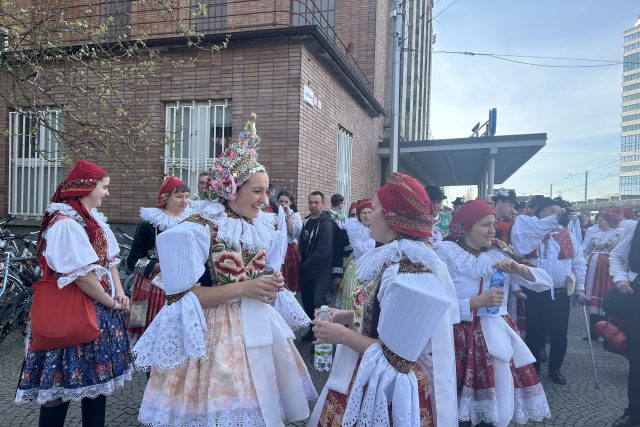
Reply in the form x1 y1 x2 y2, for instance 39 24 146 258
206 113 266 201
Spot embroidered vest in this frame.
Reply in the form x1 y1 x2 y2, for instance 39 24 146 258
524 228 574 260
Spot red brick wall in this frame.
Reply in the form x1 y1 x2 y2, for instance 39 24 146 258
297 44 382 215
0 39 383 223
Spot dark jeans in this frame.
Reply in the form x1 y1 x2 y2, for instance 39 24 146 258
300 268 331 320
523 288 570 372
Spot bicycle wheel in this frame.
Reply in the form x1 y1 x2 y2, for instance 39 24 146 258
0 275 24 324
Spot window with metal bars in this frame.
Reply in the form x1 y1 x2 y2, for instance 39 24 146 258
8 110 64 218
100 0 132 41
336 126 352 209
164 101 232 194
292 0 335 39
191 0 227 33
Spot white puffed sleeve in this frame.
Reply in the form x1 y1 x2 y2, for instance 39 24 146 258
342 264 456 427
511 214 559 256
511 265 553 293
344 218 375 260
132 220 210 371
43 218 106 289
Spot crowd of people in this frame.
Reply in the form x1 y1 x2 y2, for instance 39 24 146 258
11 114 639 427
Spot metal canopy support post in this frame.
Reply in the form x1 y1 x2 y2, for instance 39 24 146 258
389 0 403 174
488 147 497 195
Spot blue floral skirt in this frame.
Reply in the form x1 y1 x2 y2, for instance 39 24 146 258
15 302 133 404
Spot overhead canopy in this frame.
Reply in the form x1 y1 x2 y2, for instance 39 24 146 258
378 133 547 187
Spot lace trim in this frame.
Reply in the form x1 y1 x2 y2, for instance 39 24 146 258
343 343 419 426
132 291 207 371
513 384 551 424
15 369 133 405
191 200 277 253
272 289 311 331
139 399 267 427
458 386 499 425
139 207 190 231
356 239 441 283
108 257 120 268
57 264 108 288
437 241 507 279
135 258 151 275
458 383 551 425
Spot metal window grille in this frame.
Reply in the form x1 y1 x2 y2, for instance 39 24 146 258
336 126 352 208
8 110 64 218
100 0 132 41
292 0 335 39
191 0 227 33
164 101 231 193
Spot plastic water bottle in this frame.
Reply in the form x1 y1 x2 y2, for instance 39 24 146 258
314 305 333 372
484 270 505 316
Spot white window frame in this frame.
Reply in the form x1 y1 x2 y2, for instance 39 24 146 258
336 126 353 208
164 100 231 193
8 109 64 218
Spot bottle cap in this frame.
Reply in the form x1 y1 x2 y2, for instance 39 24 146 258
320 305 329 311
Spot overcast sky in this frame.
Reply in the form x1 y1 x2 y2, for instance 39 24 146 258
430 0 639 201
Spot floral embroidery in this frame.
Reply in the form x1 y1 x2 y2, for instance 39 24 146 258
213 253 245 276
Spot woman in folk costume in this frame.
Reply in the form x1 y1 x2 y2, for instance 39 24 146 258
334 199 375 310
276 190 303 293
126 177 190 346
436 200 551 426
581 207 625 329
16 160 132 426
308 172 459 427
134 114 316 427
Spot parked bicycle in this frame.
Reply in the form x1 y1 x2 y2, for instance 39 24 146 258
0 251 39 344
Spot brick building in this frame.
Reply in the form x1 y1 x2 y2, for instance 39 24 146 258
0 0 390 224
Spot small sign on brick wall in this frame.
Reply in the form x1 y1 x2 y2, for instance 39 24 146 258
303 85 314 105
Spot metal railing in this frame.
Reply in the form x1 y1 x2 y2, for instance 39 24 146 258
4 0 371 86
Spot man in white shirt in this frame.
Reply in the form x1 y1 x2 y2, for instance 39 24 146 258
609 219 640 427
511 197 586 385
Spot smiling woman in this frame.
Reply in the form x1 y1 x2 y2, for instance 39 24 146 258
15 160 133 426
132 114 317 426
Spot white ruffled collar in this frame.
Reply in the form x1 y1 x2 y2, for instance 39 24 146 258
356 239 441 283
47 202 108 226
190 200 277 253
139 207 190 231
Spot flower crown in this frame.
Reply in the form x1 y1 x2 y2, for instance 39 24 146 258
206 113 265 201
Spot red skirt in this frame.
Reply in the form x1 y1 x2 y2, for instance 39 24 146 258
282 242 301 292
454 316 549 425
126 273 165 346
586 253 614 316
316 359 434 426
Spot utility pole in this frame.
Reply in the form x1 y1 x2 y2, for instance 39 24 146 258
550 184 553 198
584 170 588 203
389 0 403 173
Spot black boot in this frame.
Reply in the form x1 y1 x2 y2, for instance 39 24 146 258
81 395 106 427
613 409 640 427
39 401 70 427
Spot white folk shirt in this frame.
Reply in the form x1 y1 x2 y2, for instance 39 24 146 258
511 214 587 295
610 220 639 284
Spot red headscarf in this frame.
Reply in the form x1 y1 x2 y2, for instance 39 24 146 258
38 160 106 254
601 207 624 227
623 207 635 220
446 199 495 240
356 199 372 221
157 176 187 208
348 201 359 216
376 173 433 238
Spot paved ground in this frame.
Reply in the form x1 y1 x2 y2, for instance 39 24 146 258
0 306 629 426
